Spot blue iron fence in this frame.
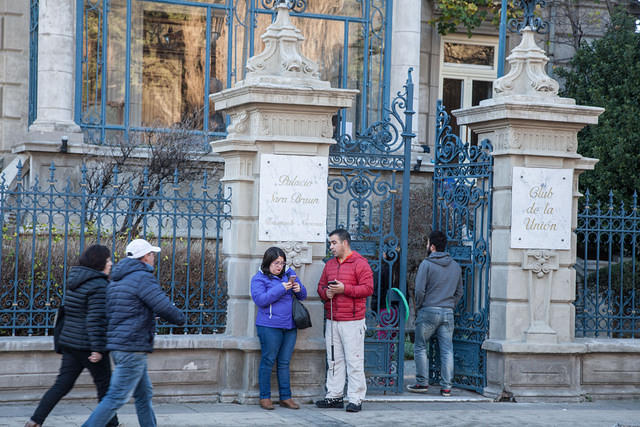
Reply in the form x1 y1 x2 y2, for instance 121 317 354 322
575 190 640 338
431 100 493 393
328 68 415 393
0 162 231 336
72 0 392 148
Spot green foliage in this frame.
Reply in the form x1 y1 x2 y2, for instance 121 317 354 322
586 258 639 295
404 333 415 360
431 0 521 36
556 10 640 206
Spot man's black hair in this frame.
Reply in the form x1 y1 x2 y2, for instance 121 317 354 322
78 244 111 272
260 246 287 278
428 230 447 252
329 228 351 245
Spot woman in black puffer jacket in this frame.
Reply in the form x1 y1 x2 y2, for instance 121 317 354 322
25 245 119 427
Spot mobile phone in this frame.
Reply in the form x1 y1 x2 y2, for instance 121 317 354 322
289 275 297 284
328 280 337 285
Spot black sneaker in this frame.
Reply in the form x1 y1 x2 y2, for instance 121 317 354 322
346 402 362 412
440 389 451 397
406 383 429 393
315 397 344 408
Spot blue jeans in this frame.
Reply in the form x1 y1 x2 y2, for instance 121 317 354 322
83 351 156 427
414 307 455 390
256 325 297 400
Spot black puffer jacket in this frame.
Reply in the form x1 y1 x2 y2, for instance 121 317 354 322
58 266 109 352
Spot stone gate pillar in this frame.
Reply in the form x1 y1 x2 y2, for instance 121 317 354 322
210 3 357 402
454 27 603 400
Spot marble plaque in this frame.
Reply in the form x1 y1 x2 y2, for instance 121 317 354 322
259 154 328 242
511 167 573 249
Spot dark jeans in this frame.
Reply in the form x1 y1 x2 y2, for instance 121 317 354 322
31 347 118 426
256 325 297 400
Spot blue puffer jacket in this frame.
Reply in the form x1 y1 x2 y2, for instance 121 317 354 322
251 268 307 329
106 258 186 352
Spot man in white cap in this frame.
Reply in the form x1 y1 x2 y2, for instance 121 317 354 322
83 239 185 427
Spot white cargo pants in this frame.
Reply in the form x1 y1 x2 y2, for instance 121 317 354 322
324 318 367 404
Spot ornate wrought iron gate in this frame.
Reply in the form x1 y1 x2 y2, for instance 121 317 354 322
327 70 415 393
430 100 493 393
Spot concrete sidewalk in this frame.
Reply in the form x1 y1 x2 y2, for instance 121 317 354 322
2 398 640 427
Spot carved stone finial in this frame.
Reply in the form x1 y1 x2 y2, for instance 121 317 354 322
240 2 328 89
493 26 559 99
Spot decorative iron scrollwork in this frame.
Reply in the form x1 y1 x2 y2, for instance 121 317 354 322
432 98 493 393
261 0 307 13
508 0 549 34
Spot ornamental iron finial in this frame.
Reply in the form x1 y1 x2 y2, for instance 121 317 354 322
262 0 307 13
508 0 549 34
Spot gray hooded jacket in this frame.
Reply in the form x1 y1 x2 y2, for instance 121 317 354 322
414 252 463 310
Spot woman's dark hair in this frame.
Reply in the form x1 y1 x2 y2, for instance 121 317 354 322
78 244 111 272
260 246 287 277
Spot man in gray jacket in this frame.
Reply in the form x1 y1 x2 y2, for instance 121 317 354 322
407 230 462 396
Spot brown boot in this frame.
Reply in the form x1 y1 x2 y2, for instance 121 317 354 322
25 421 41 427
259 398 275 410
279 398 300 409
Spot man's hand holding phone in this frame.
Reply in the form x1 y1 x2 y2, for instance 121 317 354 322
326 279 344 299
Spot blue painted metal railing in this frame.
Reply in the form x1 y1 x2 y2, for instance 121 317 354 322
575 190 640 338
431 100 493 393
328 68 415 393
29 0 39 126
71 0 392 149
0 162 231 336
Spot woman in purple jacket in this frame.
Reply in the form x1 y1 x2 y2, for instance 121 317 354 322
251 246 307 411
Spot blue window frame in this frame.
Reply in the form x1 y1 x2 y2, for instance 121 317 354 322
29 0 39 126
74 0 393 149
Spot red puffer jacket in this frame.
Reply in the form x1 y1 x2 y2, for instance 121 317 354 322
317 251 374 321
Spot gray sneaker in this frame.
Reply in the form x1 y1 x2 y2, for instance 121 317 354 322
346 402 362 412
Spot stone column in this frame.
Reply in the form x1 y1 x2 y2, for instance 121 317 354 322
454 27 603 400
29 0 80 134
391 0 420 149
210 3 356 402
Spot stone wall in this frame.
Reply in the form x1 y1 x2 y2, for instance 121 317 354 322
0 335 325 404
484 339 640 401
0 0 29 158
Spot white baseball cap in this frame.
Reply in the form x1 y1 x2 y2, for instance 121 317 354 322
126 239 161 259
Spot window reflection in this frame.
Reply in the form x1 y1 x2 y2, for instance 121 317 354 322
80 0 388 143
139 8 206 129
444 42 495 67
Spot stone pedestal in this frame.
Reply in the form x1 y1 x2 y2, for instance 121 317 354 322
454 27 604 399
210 4 357 401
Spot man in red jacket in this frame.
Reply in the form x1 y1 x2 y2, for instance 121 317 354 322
315 229 373 413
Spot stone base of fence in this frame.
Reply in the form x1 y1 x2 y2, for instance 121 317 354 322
483 338 640 401
0 335 326 404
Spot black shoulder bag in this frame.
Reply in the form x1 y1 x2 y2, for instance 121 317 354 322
53 304 65 354
292 297 312 329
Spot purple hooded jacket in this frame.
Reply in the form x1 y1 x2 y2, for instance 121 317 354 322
251 267 307 329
